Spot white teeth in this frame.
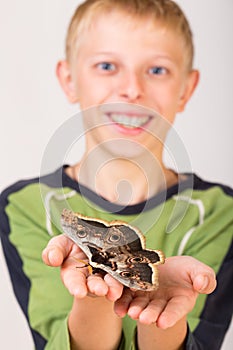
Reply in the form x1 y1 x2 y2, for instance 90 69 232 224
110 114 150 128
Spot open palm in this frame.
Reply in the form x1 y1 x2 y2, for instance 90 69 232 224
114 256 216 329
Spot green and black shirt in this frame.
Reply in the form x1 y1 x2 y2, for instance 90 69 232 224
0 166 232 349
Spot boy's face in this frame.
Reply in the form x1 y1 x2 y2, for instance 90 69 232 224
58 11 198 155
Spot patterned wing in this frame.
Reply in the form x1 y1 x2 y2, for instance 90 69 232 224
61 209 165 291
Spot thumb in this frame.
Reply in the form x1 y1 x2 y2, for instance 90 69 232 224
42 234 74 266
42 245 64 266
193 273 217 294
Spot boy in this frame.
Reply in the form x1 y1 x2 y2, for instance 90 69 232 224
0 0 232 349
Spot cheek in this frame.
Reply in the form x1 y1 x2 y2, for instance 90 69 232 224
150 82 183 114
77 77 115 109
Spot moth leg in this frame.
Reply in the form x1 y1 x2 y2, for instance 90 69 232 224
72 257 93 275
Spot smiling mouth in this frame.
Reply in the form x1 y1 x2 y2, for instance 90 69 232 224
107 113 152 129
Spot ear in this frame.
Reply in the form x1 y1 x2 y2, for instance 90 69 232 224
178 69 200 112
56 60 79 103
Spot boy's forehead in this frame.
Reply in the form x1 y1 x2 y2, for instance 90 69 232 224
79 10 180 45
67 4 193 70
76 10 185 55
71 10 186 72
85 9 171 35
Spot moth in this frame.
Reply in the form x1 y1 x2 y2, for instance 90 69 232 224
61 208 165 291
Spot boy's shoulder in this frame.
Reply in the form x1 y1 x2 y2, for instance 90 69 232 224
182 174 233 225
0 167 69 236
192 173 233 198
0 166 65 208
0 167 67 210
181 174 233 213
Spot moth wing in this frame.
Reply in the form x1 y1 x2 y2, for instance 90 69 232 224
61 209 108 250
91 259 158 291
61 209 165 291
108 224 145 250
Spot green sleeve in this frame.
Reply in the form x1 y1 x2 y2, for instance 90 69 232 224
6 187 73 348
6 185 130 349
44 317 70 349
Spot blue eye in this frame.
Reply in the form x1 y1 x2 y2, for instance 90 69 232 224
149 66 167 75
97 62 115 71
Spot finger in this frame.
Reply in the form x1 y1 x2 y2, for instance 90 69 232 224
187 258 217 294
87 274 109 297
42 235 74 266
104 274 124 302
127 294 150 320
114 288 134 318
136 298 166 325
193 273 217 294
64 271 88 298
42 234 84 266
156 295 195 329
61 258 88 298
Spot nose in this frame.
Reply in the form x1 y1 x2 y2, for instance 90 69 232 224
118 71 144 102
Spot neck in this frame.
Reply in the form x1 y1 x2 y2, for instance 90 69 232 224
69 149 178 206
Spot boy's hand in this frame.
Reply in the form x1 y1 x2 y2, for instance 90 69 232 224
42 234 123 301
114 256 217 329
42 237 217 329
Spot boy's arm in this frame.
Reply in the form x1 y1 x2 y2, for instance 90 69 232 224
0 205 72 349
43 235 124 350
0 186 123 350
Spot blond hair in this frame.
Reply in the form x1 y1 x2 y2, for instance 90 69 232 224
66 0 194 70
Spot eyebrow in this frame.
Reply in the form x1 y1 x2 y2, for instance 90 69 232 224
89 51 174 60
88 51 119 57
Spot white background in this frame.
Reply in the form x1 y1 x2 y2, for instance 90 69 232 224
0 1 232 348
